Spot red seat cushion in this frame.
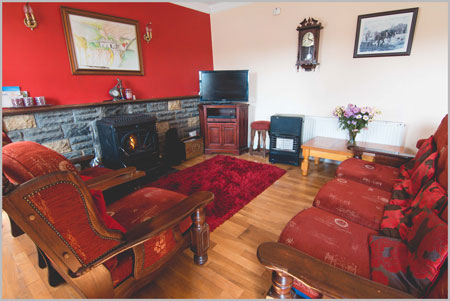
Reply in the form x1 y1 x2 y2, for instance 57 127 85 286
250 121 270 131
106 187 192 272
2 141 78 184
279 207 376 290
313 178 389 230
336 158 400 192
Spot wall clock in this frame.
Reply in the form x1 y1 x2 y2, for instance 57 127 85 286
296 18 323 71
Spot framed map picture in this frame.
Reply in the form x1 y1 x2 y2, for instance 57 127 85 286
353 8 418 58
61 7 144 75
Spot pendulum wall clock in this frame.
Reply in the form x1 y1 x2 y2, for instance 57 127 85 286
296 17 323 71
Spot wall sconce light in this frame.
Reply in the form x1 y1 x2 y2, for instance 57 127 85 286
144 22 152 43
23 2 37 30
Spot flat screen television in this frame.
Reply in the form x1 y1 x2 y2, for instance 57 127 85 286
199 70 249 102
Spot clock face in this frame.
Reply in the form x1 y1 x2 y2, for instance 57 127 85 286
302 32 314 47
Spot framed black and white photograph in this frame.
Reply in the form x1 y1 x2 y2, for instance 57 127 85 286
353 8 418 58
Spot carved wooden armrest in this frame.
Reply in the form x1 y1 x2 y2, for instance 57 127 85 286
69 154 95 166
257 242 414 299
84 167 146 191
73 191 214 276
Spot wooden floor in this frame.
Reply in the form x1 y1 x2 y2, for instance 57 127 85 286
2 153 337 299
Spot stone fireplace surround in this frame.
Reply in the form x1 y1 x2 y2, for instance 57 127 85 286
2 96 200 164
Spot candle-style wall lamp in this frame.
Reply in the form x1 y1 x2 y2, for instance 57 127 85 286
144 22 152 43
23 2 37 30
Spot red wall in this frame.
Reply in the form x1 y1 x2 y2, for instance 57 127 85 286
2 2 213 105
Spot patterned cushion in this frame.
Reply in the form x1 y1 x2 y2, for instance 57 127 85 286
369 235 410 293
2 141 77 184
336 158 400 192
389 180 413 207
313 178 389 230
412 136 436 172
370 209 448 298
410 152 438 196
405 208 448 296
379 204 411 239
410 181 447 214
433 115 448 191
27 182 122 266
90 189 127 233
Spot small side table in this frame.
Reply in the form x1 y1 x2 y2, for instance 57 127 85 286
301 136 413 176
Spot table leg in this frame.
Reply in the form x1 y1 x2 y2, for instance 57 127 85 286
301 149 310 176
314 157 320 165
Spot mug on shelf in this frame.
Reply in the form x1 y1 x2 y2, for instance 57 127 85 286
11 97 24 107
23 97 34 107
35 96 46 106
125 89 133 100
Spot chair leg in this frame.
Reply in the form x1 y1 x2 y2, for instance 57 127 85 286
10 218 25 237
257 130 261 152
38 248 65 287
250 128 256 155
262 130 267 158
190 208 210 265
36 246 47 269
267 271 296 299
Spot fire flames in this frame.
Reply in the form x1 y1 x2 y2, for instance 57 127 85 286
128 134 137 150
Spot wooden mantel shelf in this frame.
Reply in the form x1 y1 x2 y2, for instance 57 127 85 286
2 95 199 116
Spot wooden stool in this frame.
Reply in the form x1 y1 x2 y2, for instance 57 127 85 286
250 121 270 158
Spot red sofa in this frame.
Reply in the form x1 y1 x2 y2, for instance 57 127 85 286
258 115 447 299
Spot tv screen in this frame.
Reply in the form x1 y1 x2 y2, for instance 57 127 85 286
199 70 249 102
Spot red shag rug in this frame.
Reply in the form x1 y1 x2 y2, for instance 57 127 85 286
146 155 286 231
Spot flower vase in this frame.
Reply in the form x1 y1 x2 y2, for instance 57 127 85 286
348 131 357 145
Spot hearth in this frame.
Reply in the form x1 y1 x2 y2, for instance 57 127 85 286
96 114 161 173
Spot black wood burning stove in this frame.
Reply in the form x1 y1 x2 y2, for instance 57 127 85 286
96 114 161 173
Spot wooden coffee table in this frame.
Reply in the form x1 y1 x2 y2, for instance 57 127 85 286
301 136 413 176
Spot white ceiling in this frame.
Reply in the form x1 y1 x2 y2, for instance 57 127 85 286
172 2 250 14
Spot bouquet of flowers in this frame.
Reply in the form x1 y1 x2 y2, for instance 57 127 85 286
332 104 380 144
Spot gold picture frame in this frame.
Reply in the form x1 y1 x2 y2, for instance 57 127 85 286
61 7 144 75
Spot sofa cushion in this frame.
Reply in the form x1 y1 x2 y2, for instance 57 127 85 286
389 180 413 207
279 207 376 279
106 187 191 233
379 204 411 239
336 158 400 192
2 141 78 184
405 208 448 296
410 181 447 214
369 235 410 293
433 114 448 191
410 152 438 196
412 136 436 172
313 178 389 230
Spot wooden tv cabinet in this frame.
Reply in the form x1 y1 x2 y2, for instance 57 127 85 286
198 103 249 155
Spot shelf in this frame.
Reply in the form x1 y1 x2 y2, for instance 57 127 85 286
3 95 199 116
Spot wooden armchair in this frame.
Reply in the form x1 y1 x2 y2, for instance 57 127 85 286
3 170 213 298
2 141 144 237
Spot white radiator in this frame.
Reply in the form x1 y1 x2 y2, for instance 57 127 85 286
302 116 406 146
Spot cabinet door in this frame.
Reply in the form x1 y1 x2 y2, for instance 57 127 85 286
222 124 237 148
206 123 222 148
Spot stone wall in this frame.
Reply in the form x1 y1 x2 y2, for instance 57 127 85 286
3 98 200 161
